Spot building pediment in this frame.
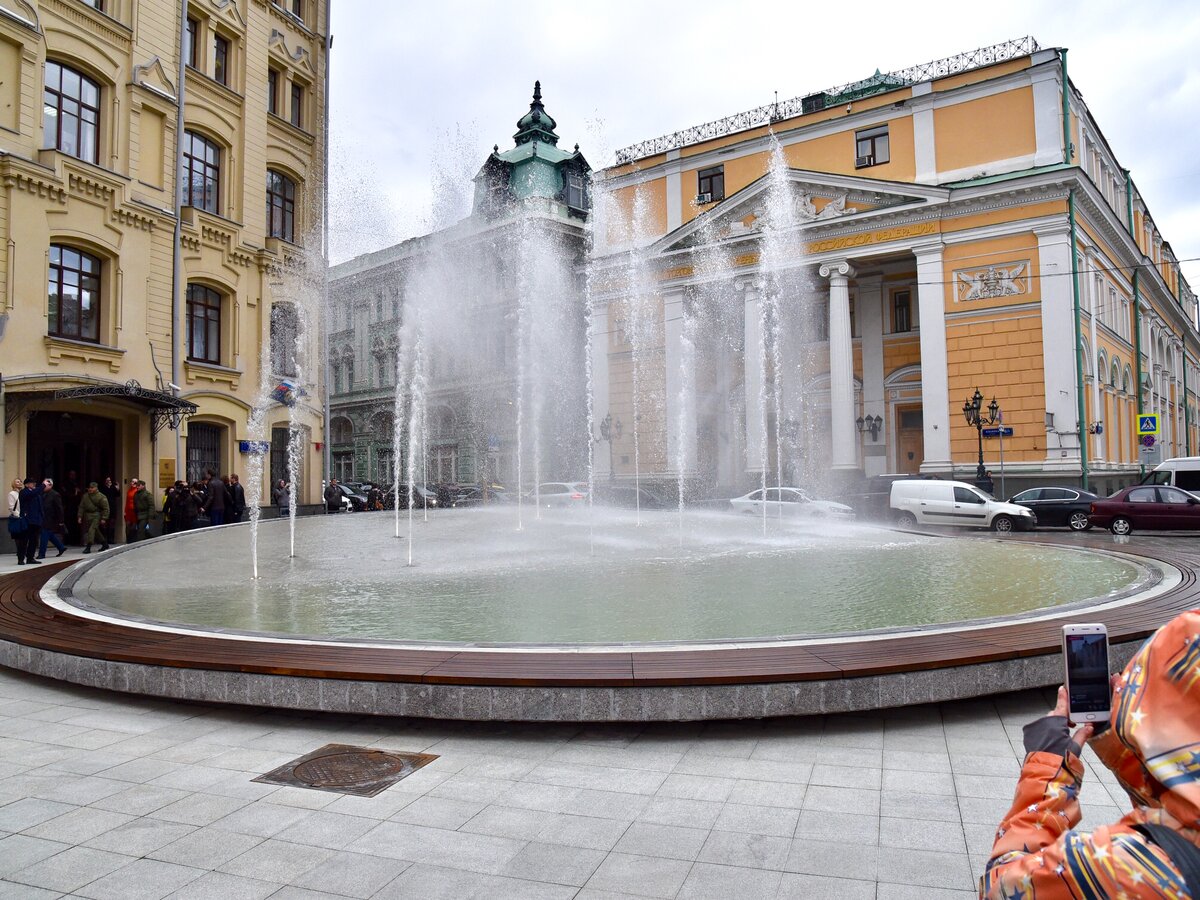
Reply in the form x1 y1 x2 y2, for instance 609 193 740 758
653 168 947 255
132 56 176 102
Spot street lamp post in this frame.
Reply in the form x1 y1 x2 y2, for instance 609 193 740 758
598 412 623 482
962 388 1000 482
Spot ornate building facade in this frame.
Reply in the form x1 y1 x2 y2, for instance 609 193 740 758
591 38 1197 497
0 0 328 535
328 84 590 488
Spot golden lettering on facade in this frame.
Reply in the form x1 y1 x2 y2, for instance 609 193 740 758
734 253 759 267
659 266 694 281
806 221 938 254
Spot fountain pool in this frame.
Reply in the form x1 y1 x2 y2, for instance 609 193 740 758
64 509 1151 646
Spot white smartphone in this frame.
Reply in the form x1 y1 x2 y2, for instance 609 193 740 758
1062 623 1111 723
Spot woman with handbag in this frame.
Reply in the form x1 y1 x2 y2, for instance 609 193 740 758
7 477 31 564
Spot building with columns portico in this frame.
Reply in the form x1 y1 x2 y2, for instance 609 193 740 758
588 37 1199 498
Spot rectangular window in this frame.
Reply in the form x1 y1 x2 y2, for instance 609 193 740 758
893 290 911 333
186 283 222 364
267 69 279 115
187 423 222 484
855 125 889 168
290 0 303 19
266 169 296 241
81 0 104 8
185 17 198 69
566 173 585 210
213 34 229 85
290 82 303 128
48 245 102 343
43 62 101 165
697 165 724 203
183 130 221 213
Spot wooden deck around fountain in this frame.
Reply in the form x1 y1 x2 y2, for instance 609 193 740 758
1 535 1196 697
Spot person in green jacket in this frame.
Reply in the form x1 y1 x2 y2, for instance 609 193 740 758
78 482 110 553
132 479 154 541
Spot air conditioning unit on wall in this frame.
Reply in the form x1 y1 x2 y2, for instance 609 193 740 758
855 155 874 168
695 192 712 205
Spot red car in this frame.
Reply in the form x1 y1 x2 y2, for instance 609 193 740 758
1089 485 1200 535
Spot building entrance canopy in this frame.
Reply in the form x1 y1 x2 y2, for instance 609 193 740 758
4 379 198 438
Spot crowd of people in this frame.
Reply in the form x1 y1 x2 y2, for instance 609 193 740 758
6 468 257 564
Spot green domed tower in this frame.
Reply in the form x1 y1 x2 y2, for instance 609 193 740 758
473 81 591 220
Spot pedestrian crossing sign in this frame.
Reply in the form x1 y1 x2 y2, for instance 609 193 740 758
1137 414 1159 436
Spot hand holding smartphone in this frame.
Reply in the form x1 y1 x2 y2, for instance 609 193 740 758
1062 624 1111 724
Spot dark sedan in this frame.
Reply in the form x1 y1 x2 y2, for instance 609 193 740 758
1089 485 1200 535
1008 487 1099 531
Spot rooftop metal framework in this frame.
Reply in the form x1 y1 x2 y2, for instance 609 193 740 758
614 37 1042 165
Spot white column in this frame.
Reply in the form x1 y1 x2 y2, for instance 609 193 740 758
663 289 696 474
915 242 951 469
1035 223 1081 468
819 261 857 470
1086 256 1103 462
911 82 937 184
590 302 611 459
857 274 886 477
665 150 682 233
742 281 764 475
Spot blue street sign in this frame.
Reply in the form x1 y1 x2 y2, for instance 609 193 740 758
239 440 270 454
982 427 1014 438
1137 414 1159 436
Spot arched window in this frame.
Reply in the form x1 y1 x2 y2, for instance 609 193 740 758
186 283 222 364
331 417 352 444
266 169 296 241
270 303 299 376
48 244 101 342
183 130 221 213
43 61 100 164
1110 360 1120 388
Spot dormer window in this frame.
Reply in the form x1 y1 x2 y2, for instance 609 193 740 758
566 173 586 210
697 165 724 204
855 125 889 168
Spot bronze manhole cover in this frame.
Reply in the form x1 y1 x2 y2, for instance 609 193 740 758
253 743 438 797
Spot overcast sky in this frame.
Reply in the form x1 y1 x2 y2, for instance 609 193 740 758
327 0 1200 288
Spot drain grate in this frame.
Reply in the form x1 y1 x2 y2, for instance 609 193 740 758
253 743 438 797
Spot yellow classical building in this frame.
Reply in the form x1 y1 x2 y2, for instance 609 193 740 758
0 0 327 538
590 37 1197 497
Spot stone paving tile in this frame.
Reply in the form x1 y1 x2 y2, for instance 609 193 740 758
725 778 807 809
148 792 251 827
0 797 78 831
271 809 380 850
713 801 799 837
880 814 967 851
388 794 486 829
776 872 877 899
801 784 881 816
583 851 693 899
677 861 782 899
810 763 879 789
876 881 979 899
0 834 70 877
697 829 791 870
164 870 281 900
500 839 606 886
218 838 334 883
7 845 131 894
794 809 879 843
613 821 707 861
654 772 735 802
73 858 203 900
208 801 313 838
34 775 129 806
372 862 488 899
25 806 134 844
147 827 264 869
88 783 192 816
783 837 878 880
636 796 723 829
881 789 963 823
884 767 957 795
0 881 64 899
534 812 632 851
877 844 977 891
290 850 409 898
346 820 526 874
83 817 197 857
460 804 551 840
427 774 515 805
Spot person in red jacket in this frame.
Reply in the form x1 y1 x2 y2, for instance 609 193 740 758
123 478 138 543
980 609 1200 898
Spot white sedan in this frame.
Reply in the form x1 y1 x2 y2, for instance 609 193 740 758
729 487 855 519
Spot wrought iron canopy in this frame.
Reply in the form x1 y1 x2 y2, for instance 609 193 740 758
4 379 198 437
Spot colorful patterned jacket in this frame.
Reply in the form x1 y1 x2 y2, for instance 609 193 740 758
980 608 1200 899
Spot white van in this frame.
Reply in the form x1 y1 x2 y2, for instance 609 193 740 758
1142 457 1200 493
889 479 1037 533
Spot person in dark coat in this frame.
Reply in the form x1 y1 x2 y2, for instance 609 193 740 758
170 482 201 531
228 474 246 523
36 479 67 559
273 479 290 517
100 476 120 546
61 469 80 544
132 480 154 540
202 469 228 526
324 478 341 513
16 477 47 565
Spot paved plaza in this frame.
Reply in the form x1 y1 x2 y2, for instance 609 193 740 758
0 663 1136 900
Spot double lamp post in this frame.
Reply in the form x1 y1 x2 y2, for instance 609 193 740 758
962 388 1000 487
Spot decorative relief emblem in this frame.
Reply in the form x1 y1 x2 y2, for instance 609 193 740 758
797 192 857 221
954 261 1029 302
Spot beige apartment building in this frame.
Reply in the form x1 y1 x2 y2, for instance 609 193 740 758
0 0 327 539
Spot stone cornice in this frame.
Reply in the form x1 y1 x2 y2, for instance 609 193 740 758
43 0 130 49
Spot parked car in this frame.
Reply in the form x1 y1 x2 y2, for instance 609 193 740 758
1088 485 1200 535
729 487 854 519
452 486 511 507
890 479 1035 532
1141 456 1200 492
839 473 929 519
528 482 589 508
594 484 669 510
1008 487 1099 531
383 484 441 509
336 483 368 512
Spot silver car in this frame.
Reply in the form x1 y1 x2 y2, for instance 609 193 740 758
529 482 589 508
729 487 854 519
